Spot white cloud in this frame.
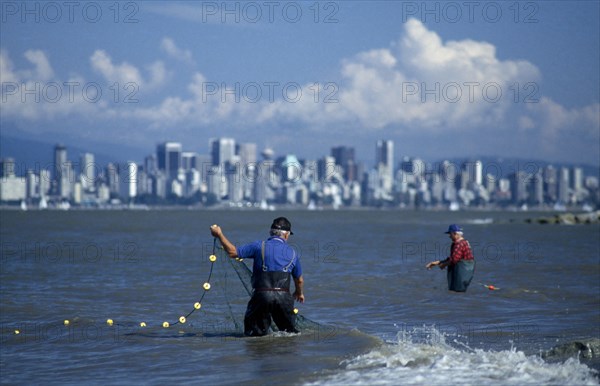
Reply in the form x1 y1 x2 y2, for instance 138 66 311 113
160 37 195 65
523 98 600 153
89 50 166 90
0 49 54 83
258 18 543 135
90 49 143 85
0 49 18 84
1 50 104 122
95 19 600 163
2 20 598 164
23 50 54 81
147 61 168 89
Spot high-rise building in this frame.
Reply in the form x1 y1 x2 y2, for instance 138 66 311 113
376 140 394 192
106 163 119 195
530 172 544 205
59 161 73 199
237 143 257 201
375 140 394 171
156 142 182 180
376 140 394 194
237 143 257 166
1 158 16 177
558 167 570 204
281 154 302 183
53 144 72 198
144 154 158 176
331 146 356 182
0 158 26 202
54 144 67 179
181 152 198 171
26 169 37 199
544 165 558 203
400 156 427 184
210 138 236 166
462 160 483 186
510 171 529 204
119 161 137 201
317 156 337 183
227 163 243 203
80 152 95 192
572 167 584 191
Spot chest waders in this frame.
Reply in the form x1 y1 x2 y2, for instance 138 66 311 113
244 241 299 336
446 240 475 292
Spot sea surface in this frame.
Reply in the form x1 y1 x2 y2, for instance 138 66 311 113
1 209 599 385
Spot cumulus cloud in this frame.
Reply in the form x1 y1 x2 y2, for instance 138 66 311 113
104 19 599 163
523 98 600 153
323 18 542 132
2 19 598 164
0 50 105 122
0 49 54 83
0 49 18 84
23 50 54 81
90 50 143 85
90 50 166 90
160 37 195 65
253 18 543 137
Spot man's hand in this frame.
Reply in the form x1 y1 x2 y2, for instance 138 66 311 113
293 275 304 303
209 224 237 258
210 224 222 238
426 260 440 270
294 290 305 303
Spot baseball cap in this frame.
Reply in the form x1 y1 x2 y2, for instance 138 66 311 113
271 217 293 235
445 224 463 234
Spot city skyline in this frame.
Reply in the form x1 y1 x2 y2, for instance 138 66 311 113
1 2 599 167
2 134 599 180
1 136 598 211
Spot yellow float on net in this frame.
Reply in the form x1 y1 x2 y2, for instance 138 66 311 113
209 254 217 262
194 302 202 310
106 319 114 326
140 322 147 327
203 282 211 290
162 322 170 328
14 330 20 335
293 308 299 314
179 316 186 324
63 320 70 326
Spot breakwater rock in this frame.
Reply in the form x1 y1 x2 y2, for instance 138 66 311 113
525 210 600 225
542 338 600 360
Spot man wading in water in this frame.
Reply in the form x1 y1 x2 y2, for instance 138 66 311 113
426 224 475 292
210 217 304 336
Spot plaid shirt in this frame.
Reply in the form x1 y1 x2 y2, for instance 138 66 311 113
447 239 474 265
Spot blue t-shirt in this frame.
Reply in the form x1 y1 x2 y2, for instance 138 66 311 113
236 236 302 279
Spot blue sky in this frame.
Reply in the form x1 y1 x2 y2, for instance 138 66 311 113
1 1 599 166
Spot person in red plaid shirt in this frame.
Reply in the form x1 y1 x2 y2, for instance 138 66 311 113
426 224 476 292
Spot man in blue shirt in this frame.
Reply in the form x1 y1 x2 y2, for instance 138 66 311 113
210 217 304 336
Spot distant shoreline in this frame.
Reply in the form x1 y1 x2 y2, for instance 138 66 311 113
2 203 597 214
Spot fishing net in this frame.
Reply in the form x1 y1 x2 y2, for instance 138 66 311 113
3 239 321 343
222 246 322 333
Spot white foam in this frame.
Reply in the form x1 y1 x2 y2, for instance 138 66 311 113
464 218 494 225
305 326 599 386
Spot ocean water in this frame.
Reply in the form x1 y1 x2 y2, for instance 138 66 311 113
1 209 599 385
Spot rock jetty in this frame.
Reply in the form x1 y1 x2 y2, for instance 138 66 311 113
542 338 600 360
525 210 600 225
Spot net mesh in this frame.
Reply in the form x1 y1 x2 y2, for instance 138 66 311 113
222 247 322 332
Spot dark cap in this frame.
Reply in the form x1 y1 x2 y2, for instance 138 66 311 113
445 224 463 234
271 217 293 235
